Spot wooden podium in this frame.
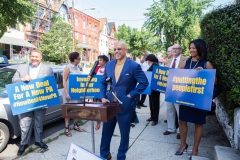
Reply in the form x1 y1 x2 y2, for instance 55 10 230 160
61 102 121 122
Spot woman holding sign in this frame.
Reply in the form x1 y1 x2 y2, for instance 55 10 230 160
145 54 160 126
63 52 85 137
175 39 216 157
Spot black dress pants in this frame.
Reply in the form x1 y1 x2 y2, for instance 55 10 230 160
149 90 160 122
136 94 147 106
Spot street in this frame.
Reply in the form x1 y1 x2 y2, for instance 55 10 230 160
0 118 68 160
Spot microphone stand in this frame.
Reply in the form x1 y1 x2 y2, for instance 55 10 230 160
83 75 95 153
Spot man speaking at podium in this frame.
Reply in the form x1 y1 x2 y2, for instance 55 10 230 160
100 42 148 160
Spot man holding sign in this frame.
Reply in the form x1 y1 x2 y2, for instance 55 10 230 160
12 49 53 155
163 44 187 139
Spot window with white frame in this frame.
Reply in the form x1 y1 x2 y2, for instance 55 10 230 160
82 20 86 29
88 23 91 30
75 17 78 26
89 36 91 44
82 35 86 43
94 25 97 31
75 32 78 40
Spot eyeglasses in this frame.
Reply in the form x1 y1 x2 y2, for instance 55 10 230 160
172 48 181 50
113 48 126 51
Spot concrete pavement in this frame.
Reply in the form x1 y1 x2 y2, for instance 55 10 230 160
11 94 229 160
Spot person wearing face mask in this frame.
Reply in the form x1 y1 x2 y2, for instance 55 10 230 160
145 54 161 126
12 49 53 155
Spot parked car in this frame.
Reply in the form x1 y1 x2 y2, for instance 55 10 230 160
0 55 10 68
0 65 64 152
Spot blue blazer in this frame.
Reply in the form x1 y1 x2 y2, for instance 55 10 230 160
100 58 149 114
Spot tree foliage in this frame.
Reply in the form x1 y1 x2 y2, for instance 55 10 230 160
144 0 212 55
40 20 73 64
0 0 36 38
116 24 161 58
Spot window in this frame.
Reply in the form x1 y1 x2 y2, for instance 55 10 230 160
75 17 78 26
88 36 91 44
106 41 107 47
54 72 63 89
95 25 97 32
0 68 16 89
82 20 86 29
82 35 86 43
88 23 91 30
75 32 78 40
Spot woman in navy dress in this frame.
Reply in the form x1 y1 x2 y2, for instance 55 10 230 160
175 39 217 157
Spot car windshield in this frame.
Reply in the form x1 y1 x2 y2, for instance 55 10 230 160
0 68 16 98
0 57 7 64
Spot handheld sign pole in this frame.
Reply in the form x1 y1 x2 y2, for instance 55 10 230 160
85 62 98 153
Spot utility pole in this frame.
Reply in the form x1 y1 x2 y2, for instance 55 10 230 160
72 0 75 51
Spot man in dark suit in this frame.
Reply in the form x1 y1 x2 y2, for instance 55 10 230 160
100 42 148 160
12 49 53 155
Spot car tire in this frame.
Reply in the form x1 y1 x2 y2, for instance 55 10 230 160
0 122 10 152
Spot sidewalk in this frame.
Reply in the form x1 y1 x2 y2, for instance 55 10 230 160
16 94 229 160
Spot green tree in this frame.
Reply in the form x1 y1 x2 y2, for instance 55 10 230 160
40 20 72 64
116 24 161 58
115 24 131 45
144 0 212 54
0 0 36 37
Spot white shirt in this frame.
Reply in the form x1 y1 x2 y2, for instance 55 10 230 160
170 55 181 69
96 67 105 75
29 63 41 79
141 61 150 71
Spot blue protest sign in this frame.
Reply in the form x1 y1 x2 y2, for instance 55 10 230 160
141 71 152 95
68 74 102 99
165 69 216 111
150 66 169 93
6 76 60 115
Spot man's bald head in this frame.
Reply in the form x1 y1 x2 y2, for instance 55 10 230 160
114 42 128 61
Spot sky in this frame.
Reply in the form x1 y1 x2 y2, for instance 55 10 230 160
67 0 234 30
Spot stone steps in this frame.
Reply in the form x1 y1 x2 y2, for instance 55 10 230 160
191 156 212 160
214 146 240 160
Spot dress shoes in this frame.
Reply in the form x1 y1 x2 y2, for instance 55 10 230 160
175 144 188 155
136 105 141 109
176 133 180 139
106 153 112 160
141 104 147 107
35 142 48 149
17 144 28 155
163 131 174 135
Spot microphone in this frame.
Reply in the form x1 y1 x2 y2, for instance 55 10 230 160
88 60 99 78
106 77 112 93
